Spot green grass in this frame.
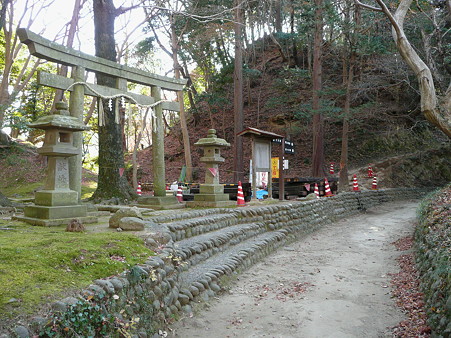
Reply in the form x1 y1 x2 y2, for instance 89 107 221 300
2 182 43 198
2 177 97 200
0 220 153 318
81 181 97 200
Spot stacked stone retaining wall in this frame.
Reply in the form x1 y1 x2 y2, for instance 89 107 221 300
414 185 450 337
5 188 427 337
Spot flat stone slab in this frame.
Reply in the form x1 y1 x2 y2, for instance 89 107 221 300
24 204 87 219
96 205 155 214
137 195 180 205
13 215 98 227
135 203 185 210
186 200 236 208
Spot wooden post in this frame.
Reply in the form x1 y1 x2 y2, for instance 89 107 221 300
279 137 285 201
251 136 257 200
152 86 166 197
267 141 273 199
69 66 85 202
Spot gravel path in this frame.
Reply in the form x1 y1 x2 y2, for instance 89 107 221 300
167 200 419 337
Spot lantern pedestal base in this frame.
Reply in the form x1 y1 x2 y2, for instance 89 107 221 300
24 204 87 219
136 195 185 210
34 190 78 206
187 184 235 208
15 204 97 227
14 214 97 227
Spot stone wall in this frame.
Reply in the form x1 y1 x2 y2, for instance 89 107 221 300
414 185 450 337
5 188 427 338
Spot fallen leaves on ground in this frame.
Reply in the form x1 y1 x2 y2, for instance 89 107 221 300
390 236 431 337
253 281 313 302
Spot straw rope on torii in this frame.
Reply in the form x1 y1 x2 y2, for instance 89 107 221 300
64 80 172 126
17 28 187 201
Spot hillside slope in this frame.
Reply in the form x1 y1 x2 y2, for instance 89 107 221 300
134 40 450 187
1 41 449 198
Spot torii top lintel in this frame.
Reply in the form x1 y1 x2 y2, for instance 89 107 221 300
17 28 187 92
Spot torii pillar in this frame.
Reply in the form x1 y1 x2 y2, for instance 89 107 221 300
137 86 184 210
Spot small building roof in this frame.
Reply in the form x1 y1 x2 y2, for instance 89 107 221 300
237 127 283 140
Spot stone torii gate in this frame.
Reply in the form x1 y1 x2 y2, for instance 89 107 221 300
18 28 186 209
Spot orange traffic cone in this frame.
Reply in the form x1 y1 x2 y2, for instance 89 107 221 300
176 185 183 202
371 176 378 190
368 165 373 178
329 162 335 175
136 182 142 196
324 178 334 197
314 183 320 199
237 181 245 206
353 174 360 192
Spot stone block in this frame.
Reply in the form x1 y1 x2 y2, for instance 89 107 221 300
136 195 185 210
13 214 97 227
119 217 145 231
199 184 225 194
24 204 87 219
34 190 78 206
138 196 178 205
109 207 143 228
186 200 235 208
193 194 230 202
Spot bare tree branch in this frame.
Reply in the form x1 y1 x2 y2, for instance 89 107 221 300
143 1 247 24
354 0 383 12
357 0 451 137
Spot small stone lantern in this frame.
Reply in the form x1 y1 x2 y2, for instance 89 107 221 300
187 129 234 208
23 101 90 224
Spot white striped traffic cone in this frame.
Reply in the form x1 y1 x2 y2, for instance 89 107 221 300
237 181 245 206
372 176 378 190
136 182 142 196
353 174 360 192
176 185 183 202
314 183 320 199
324 178 334 197
329 162 335 175
368 165 373 178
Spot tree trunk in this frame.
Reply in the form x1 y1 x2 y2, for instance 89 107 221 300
233 0 244 183
0 190 12 207
388 0 451 138
339 61 355 192
290 0 301 67
359 0 451 138
170 15 193 183
0 0 11 29
274 0 283 33
339 1 359 192
311 0 325 177
91 0 135 202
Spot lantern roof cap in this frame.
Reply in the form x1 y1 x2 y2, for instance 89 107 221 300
28 101 89 131
194 129 230 147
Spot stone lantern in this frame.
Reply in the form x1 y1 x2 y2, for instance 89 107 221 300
187 129 234 208
22 101 90 225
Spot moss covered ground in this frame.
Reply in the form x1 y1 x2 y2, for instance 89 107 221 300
0 220 153 319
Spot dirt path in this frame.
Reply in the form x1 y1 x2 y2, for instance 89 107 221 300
167 200 419 338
